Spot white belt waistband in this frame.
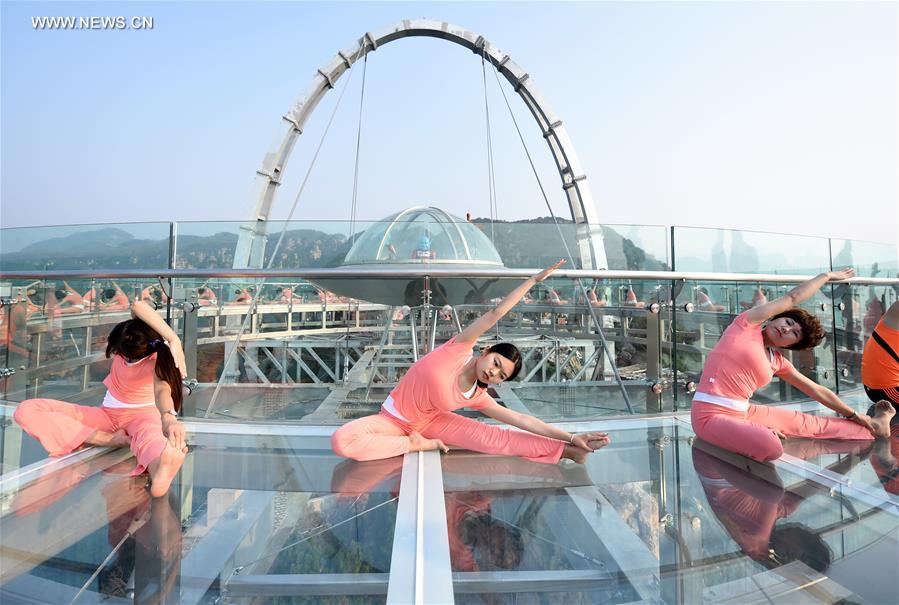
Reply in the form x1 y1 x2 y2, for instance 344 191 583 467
381 395 410 422
692 391 749 412
101 390 156 409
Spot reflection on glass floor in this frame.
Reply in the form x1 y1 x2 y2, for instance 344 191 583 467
1 417 898 604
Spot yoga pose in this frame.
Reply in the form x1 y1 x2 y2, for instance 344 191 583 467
332 261 610 464
691 268 894 462
14 301 188 497
861 297 899 420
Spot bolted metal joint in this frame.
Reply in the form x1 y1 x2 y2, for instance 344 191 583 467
182 378 198 396
648 302 661 314
0 367 15 378
653 435 672 450
683 302 695 313
684 381 696 394
651 382 664 394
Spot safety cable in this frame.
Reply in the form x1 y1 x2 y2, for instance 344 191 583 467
69 509 150 604
204 40 368 418
349 52 369 246
480 46 497 243
489 66 634 413
232 495 398 574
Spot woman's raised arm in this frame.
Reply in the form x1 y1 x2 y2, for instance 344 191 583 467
131 301 187 378
745 268 855 325
456 260 566 344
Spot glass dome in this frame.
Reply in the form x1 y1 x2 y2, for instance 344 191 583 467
342 207 503 266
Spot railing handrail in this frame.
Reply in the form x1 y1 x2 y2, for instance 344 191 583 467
0 267 897 285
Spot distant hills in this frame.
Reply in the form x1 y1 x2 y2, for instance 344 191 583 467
0 220 668 271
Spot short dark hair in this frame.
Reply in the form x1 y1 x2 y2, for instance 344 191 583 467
768 523 832 572
770 308 825 350
487 342 523 381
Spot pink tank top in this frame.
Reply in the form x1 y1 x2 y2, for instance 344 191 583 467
390 336 494 423
103 353 157 404
697 312 793 403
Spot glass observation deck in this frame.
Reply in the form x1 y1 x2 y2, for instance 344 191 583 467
0 218 897 603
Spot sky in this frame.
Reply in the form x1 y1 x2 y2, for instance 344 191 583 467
2 1 897 248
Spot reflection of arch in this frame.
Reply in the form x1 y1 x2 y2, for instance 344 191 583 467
234 18 607 270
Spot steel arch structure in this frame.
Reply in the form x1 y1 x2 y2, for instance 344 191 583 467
234 18 608 270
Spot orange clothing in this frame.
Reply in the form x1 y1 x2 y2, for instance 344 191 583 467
103 353 158 403
861 318 899 389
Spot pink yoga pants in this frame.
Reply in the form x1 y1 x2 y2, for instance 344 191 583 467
14 399 169 475
691 402 874 462
331 410 565 464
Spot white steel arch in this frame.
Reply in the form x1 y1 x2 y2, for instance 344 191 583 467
234 18 608 270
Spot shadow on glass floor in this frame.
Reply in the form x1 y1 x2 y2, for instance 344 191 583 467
1 420 897 604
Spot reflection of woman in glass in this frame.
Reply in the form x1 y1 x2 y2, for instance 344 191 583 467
692 439 870 574
332 261 610 464
691 269 893 462
332 453 592 574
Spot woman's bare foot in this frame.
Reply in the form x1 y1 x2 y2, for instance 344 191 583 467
871 400 897 438
871 438 897 468
408 431 449 454
148 444 186 497
85 428 131 448
562 437 611 464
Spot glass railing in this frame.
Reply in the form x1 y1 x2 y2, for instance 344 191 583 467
672 226 832 274
2 221 896 444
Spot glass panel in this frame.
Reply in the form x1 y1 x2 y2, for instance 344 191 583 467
442 417 899 604
0 223 172 271
673 227 830 274
830 238 898 278
0 432 395 604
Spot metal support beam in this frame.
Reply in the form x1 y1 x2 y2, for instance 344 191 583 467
386 451 453 604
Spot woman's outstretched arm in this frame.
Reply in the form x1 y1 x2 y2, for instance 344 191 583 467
745 268 855 325
778 364 876 435
456 260 566 344
479 401 608 451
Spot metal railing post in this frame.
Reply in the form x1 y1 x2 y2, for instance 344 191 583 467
173 287 199 416
646 303 662 414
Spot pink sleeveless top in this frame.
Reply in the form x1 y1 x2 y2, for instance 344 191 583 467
103 353 157 404
697 312 793 405
390 336 495 423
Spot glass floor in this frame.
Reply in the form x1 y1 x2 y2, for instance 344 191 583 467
1 416 897 604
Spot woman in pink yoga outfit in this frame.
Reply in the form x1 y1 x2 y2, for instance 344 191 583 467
332 260 610 464
14 301 189 497
691 268 894 462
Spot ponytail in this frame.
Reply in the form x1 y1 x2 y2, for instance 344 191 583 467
151 340 184 413
106 318 183 412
